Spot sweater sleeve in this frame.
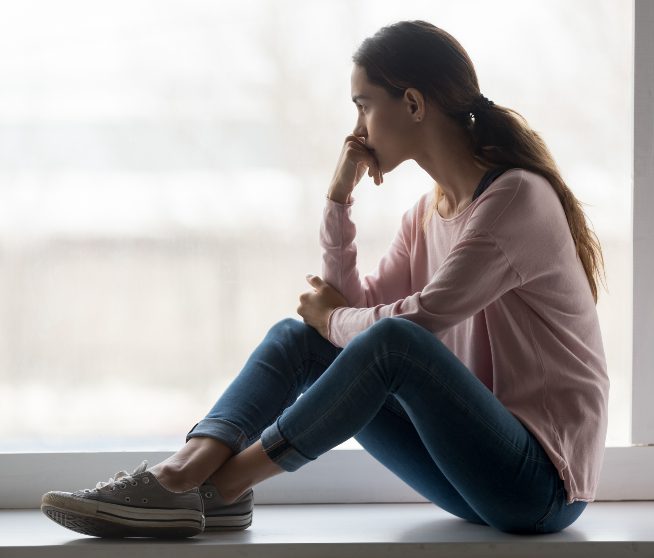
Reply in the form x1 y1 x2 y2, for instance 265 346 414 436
320 195 413 309
327 228 523 348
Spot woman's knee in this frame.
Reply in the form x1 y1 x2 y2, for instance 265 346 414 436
366 317 434 346
368 317 411 336
267 317 311 341
266 318 336 358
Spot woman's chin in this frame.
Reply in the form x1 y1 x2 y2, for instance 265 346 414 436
377 151 405 175
381 156 408 175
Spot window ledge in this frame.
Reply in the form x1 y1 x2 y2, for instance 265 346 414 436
1 501 653 558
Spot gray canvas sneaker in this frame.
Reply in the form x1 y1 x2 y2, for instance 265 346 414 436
41 460 204 538
200 483 254 530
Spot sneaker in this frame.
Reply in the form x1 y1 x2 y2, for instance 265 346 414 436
200 483 254 531
41 460 204 538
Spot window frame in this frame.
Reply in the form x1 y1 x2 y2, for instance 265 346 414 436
631 0 654 446
1 0 653 508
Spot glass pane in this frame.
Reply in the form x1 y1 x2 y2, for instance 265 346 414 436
0 0 632 450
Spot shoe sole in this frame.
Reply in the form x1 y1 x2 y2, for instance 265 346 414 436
204 510 253 531
41 493 203 538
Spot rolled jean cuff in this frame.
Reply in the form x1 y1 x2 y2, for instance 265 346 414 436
260 418 314 472
186 418 250 454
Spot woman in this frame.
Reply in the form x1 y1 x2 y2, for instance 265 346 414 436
42 20 609 537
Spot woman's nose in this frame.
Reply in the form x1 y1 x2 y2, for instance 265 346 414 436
352 125 367 139
352 116 366 138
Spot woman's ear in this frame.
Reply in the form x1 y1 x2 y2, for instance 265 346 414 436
403 87 425 121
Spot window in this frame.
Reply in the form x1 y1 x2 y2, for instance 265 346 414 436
1 0 651 504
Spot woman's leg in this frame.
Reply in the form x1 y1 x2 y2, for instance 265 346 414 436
353 394 487 525
241 317 586 534
208 393 488 526
350 398 587 533
149 317 343 490
150 316 485 526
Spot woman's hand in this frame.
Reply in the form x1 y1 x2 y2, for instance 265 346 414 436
297 274 349 340
328 135 383 203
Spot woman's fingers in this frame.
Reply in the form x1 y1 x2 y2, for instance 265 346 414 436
359 148 382 186
333 135 383 192
348 140 381 185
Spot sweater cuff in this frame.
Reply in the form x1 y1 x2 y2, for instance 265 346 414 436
326 194 355 207
327 306 347 347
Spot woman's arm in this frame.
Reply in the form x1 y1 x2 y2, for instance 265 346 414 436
326 228 523 347
320 196 414 309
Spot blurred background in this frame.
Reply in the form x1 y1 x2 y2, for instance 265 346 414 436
0 0 633 450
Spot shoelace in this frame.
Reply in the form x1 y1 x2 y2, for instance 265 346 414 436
95 469 134 490
82 460 149 492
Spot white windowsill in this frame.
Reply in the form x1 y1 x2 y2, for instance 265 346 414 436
1 501 653 558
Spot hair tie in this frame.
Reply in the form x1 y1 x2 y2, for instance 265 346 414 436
472 94 494 113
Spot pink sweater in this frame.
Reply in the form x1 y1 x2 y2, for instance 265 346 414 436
321 168 609 504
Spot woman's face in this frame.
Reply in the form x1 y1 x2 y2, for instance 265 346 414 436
350 64 420 174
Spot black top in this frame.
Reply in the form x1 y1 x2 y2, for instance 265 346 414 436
471 166 513 202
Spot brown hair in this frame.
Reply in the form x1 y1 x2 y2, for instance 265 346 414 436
352 20 606 303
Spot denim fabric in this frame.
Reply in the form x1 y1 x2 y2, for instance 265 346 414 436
187 316 587 534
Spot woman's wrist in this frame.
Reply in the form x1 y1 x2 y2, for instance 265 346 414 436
326 185 352 204
326 194 350 204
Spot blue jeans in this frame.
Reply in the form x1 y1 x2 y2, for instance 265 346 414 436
186 317 587 534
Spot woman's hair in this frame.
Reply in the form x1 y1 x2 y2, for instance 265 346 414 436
352 20 606 303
